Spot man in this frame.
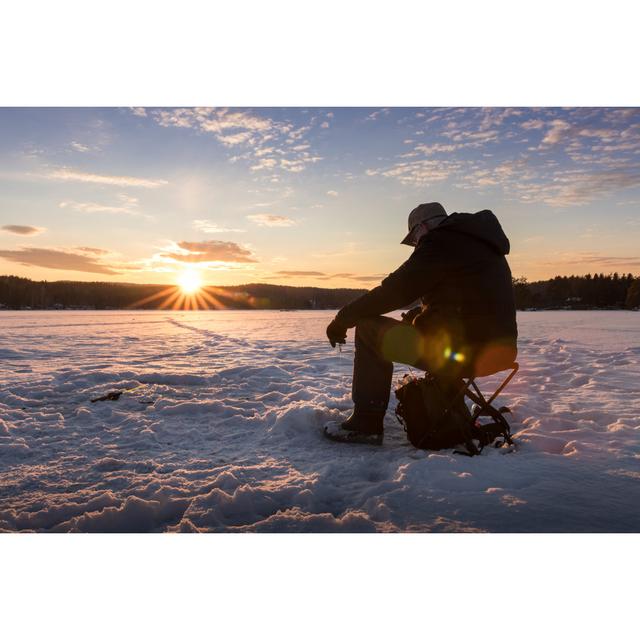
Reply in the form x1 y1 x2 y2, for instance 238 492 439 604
325 202 518 445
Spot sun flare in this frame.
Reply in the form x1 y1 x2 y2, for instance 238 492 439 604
177 269 202 294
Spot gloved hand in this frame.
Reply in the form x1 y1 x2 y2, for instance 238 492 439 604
326 318 348 348
401 306 422 325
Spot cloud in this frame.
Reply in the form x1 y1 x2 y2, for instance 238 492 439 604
540 119 573 146
535 116 633 151
247 214 296 227
478 108 522 131
148 108 322 177
161 240 257 264
320 121 330 129
274 270 384 283
59 194 140 215
250 158 278 171
366 109 390 121
75 246 109 255
287 125 310 141
442 128 500 145
45 168 167 188
348 274 384 282
327 190 339 197
1 225 45 236
192 219 246 234
153 107 274 143
0 247 119 274
277 270 326 277
70 141 91 153
130 107 147 117
538 252 640 270
278 155 322 173
217 131 255 146
521 119 546 130
414 143 461 155
515 170 640 206
367 158 463 186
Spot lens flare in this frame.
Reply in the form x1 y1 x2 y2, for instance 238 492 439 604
444 347 465 363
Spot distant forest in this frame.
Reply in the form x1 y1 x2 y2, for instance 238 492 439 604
0 276 366 311
513 273 639 310
0 273 639 311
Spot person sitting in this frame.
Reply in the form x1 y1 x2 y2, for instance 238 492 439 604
325 202 518 445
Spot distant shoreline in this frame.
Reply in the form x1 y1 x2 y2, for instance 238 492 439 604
1 273 639 311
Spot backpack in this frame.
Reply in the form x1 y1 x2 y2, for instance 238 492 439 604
394 373 513 456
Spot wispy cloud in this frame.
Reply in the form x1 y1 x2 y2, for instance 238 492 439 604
347 274 386 282
327 190 339 197
0 246 119 274
148 108 322 177
520 118 545 130
538 251 640 270
366 108 390 121
274 270 385 283
413 142 462 155
1 225 45 236
366 159 463 186
277 270 326 277
247 214 296 227
192 219 246 234
441 128 500 145
152 108 275 144
514 170 640 206
59 194 140 215
540 119 573 146
45 168 167 188
75 246 109 255
70 141 92 153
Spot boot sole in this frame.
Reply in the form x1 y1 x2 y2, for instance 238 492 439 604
323 426 383 446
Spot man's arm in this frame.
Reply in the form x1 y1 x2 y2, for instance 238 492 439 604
334 241 444 328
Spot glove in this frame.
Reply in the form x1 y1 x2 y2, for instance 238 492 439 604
326 318 348 348
401 306 422 325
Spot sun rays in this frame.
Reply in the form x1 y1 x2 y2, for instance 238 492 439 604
127 271 264 311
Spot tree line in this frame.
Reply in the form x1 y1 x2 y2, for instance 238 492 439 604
0 275 367 311
0 273 638 311
513 273 640 309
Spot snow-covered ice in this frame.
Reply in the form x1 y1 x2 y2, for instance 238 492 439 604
0 309 638 532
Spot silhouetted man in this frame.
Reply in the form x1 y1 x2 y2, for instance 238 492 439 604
325 202 517 445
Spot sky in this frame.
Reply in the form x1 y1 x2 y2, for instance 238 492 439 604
0 106 639 288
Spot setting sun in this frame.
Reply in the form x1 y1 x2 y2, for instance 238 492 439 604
177 269 202 294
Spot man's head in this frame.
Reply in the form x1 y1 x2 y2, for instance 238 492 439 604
401 202 447 246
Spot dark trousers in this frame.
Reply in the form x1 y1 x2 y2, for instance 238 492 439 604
352 316 429 412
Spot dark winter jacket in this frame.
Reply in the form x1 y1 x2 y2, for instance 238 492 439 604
335 210 518 362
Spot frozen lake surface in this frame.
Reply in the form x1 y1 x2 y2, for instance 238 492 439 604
1 310 639 532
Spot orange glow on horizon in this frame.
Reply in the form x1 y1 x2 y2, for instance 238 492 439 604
128 282 267 311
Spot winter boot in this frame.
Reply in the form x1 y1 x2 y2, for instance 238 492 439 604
323 409 385 445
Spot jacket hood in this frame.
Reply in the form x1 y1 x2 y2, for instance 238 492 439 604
436 210 510 255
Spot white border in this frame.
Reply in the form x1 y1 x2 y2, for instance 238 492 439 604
0 1 637 636
1 534 638 638
1 0 639 106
